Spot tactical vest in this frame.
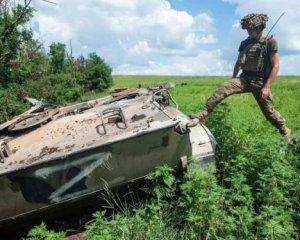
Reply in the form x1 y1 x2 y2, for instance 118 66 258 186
239 39 268 73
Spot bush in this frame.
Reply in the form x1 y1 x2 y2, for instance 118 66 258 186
0 84 30 123
85 52 113 92
25 222 65 240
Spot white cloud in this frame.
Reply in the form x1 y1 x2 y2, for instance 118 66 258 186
280 54 300 75
35 15 73 42
114 49 232 75
31 0 221 75
128 41 151 54
193 13 215 33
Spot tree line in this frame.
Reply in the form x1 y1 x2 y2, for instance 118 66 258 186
0 0 113 123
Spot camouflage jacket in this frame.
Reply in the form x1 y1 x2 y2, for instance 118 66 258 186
238 36 278 82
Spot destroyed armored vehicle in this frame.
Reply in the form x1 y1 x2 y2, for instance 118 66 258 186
0 86 215 231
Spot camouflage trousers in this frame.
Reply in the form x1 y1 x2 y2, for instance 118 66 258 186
204 77 289 135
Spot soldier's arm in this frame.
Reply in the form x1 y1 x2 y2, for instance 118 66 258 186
261 52 279 98
232 52 242 78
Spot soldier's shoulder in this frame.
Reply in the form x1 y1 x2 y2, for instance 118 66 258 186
241 37 252 44
267 36 277 43
266 36 278 48
239 37 252 49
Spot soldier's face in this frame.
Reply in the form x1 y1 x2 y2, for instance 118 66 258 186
246 26 263 39
247 28 258 38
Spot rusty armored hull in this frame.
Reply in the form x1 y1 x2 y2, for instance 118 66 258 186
0 87 215 230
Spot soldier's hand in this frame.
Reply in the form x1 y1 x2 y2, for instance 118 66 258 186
261 87 270 99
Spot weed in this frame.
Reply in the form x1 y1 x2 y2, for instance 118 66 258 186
25 222 65 240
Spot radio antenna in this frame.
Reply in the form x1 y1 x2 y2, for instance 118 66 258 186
40 0 57 4
266 12 285 37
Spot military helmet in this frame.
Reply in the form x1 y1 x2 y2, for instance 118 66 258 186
240 13 268 30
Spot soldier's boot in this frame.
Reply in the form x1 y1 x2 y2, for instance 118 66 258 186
281 127 292 143
189 108 209 124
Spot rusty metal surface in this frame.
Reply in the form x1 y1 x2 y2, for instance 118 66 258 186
111 87 138 97
0 89 175 173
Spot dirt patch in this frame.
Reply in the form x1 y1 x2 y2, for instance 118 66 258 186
65 233 87 240
40 146 60 155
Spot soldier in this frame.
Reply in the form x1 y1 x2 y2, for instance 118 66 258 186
190 13 291 138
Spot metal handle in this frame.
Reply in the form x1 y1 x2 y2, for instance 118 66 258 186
102 107 127 130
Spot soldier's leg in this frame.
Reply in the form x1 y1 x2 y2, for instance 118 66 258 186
252 89 291 136
190 78 249 122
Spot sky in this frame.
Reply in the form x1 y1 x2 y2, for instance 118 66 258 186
30 0 300 76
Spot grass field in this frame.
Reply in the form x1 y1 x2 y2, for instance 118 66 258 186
26 75 300 240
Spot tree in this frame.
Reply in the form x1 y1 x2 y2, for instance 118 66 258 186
85 52 113 91
49 42 66 73
0 1 114 123
0 0 34 85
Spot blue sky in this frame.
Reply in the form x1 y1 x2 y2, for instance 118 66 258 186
169 0 239 57
169 0 237 42
31 0 300 75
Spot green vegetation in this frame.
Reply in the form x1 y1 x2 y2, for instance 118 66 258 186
25 75 300 239
26 222 65 240
0 1 113 123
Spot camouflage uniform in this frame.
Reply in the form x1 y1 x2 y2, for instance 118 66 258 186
192 13 290 136
204 77 288 135
240 13 268 30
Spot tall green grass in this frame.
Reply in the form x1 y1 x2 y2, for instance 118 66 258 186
26 76 300 239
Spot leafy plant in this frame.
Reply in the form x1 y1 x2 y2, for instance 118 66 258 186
25 222 65 240
85 52 113 91
143 165 176 203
